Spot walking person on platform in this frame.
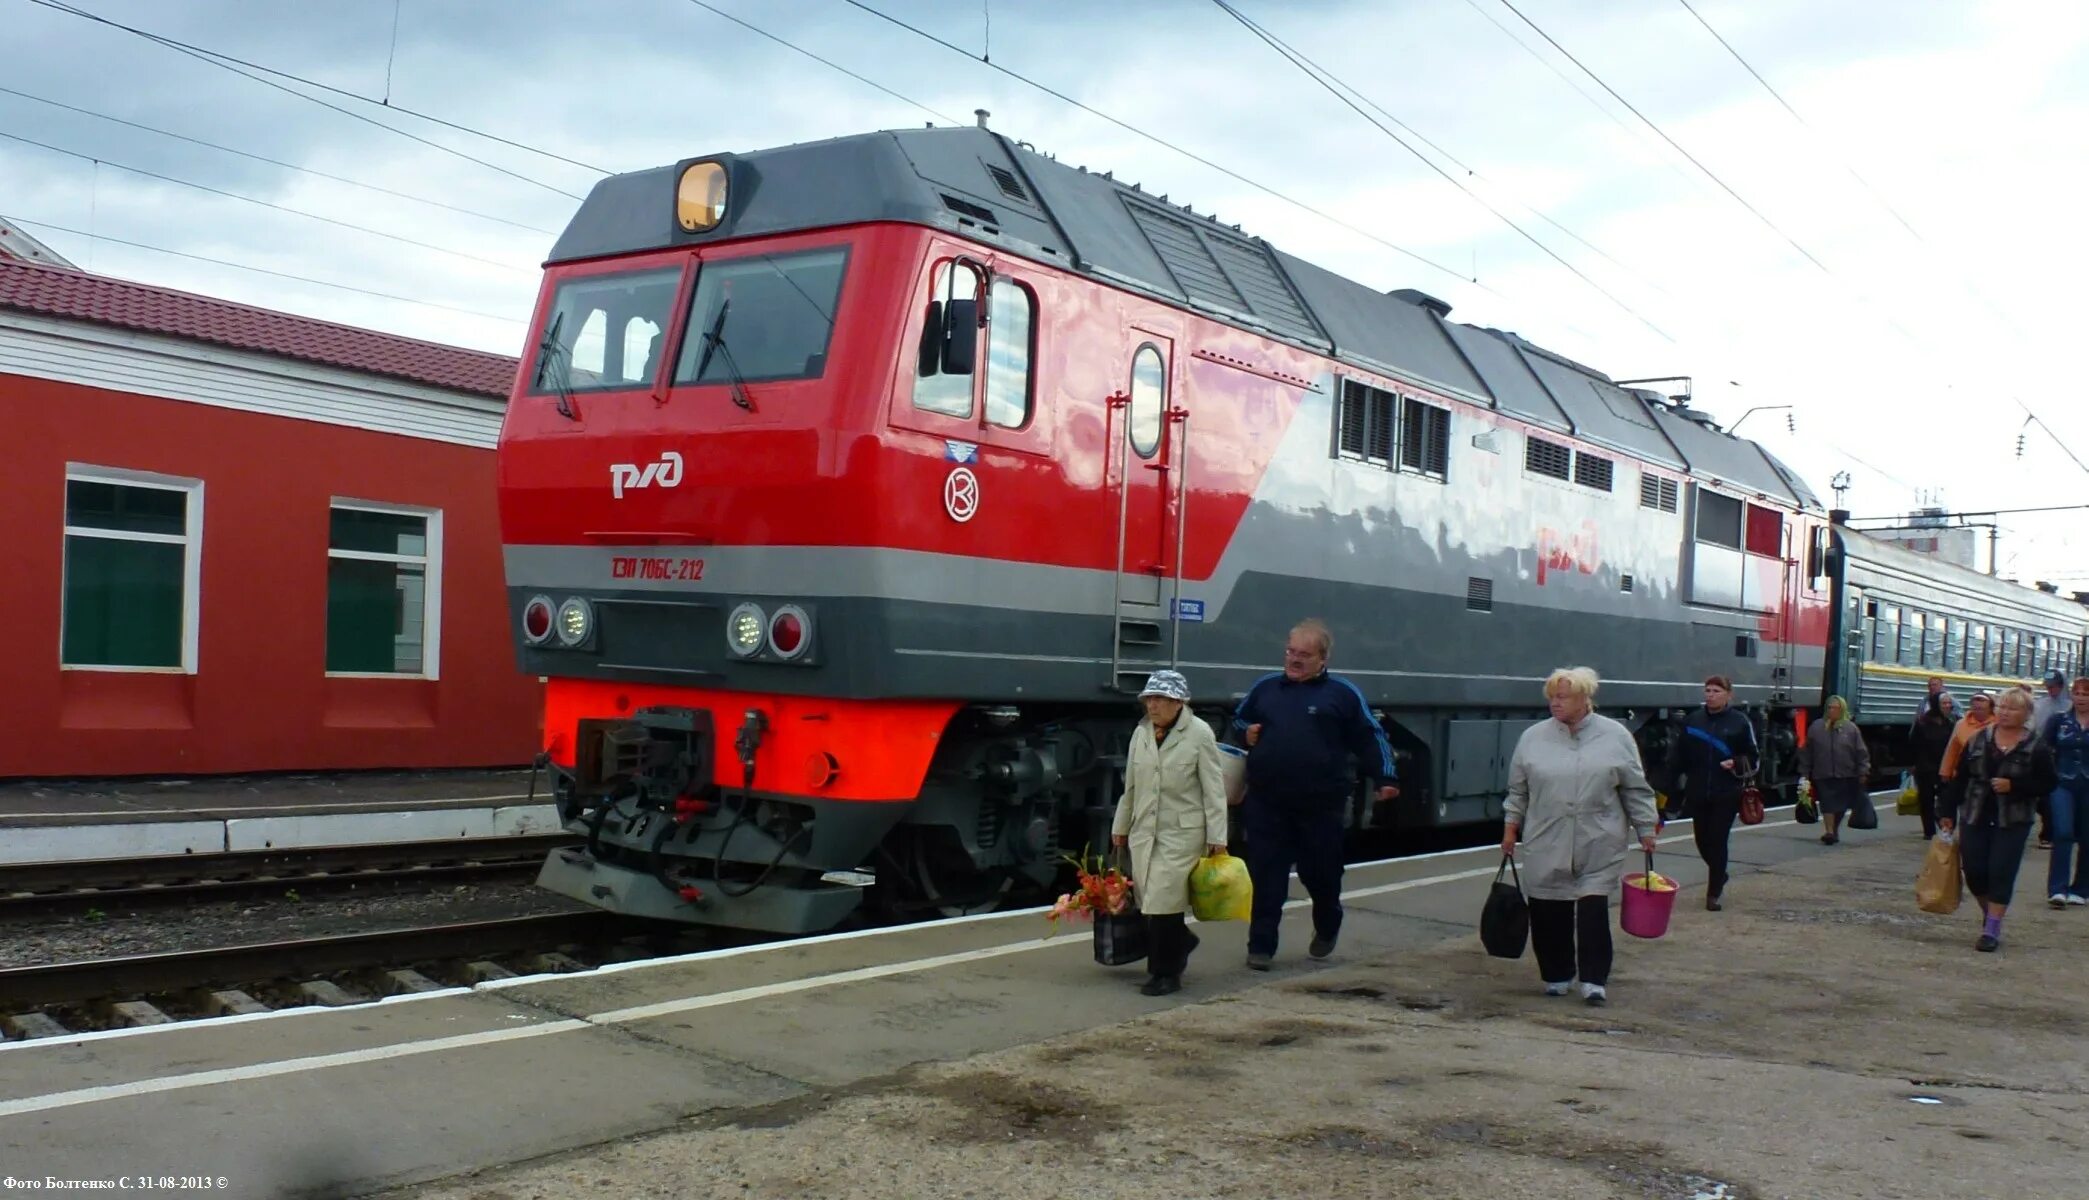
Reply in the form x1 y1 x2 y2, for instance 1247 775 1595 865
1801 696 1872 845
1939 692 1997 806
2040 676 2089 908
1232 619 1397 970
1111 670 1229 996
1910 692 1960 840
2033 672 2069 848
1665 675 1758 911
1941 687 2058 951
1500 667 1660 1007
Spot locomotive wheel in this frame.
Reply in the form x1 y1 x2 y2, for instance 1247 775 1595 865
894 828 1017 918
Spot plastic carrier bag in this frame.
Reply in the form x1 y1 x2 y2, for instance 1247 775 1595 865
1916 832 1962 915
1897 773 1921 817
1188 853 1253 922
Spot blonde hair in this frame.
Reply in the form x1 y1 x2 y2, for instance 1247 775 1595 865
1544 666 1600 700
1997 686 2035 718
1290 618 1334 657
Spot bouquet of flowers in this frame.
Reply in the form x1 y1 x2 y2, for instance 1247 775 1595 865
1047 847 1135 930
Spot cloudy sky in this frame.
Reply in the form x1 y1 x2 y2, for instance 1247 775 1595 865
5 0 2085 584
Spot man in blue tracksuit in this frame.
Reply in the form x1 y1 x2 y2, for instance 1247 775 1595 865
1231 618 1398 969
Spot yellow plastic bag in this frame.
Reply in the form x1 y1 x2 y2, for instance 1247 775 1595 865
1897 774 1921 817
1188 853 1253 922
1916 833 1961 915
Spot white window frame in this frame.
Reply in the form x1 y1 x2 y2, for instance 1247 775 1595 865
325 498 443 680
60 464 204 674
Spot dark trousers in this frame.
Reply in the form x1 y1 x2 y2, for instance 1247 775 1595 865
1914 770 1942 839
2047 786 2087 899
1244 796 1345 957
1145 912 1199 978
1530 895 1612 987
1691 794 1740 895
1961 822 2034 907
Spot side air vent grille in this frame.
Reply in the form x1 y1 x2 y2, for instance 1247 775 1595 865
1466 577 1494 613
940 193 997 224
986 164 1029 202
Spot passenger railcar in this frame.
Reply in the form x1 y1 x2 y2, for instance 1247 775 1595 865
497 125 2078 932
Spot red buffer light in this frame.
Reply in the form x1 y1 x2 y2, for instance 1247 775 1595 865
768 605 810 659
522 595 554 644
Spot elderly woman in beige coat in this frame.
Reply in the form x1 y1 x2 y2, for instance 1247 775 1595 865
1112 670 1228 996
1500 667 1660 1007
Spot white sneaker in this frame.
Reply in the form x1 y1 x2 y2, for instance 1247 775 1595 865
1543 980 1573 997
2068 895 2087 907
2053 894 2070 909
1581 982 1608 1007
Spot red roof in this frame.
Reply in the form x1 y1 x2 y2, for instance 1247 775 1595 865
0 258 519 398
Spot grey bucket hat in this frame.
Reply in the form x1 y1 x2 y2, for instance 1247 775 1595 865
1138 669 1191 702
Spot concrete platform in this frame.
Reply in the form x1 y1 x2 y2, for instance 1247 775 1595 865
2 802 2077 1200
0 768 554 863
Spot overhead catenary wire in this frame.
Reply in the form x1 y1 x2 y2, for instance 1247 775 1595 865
11 217 523 325
680 0 962 127
0 84 557 234
21 0 587 200
1210 0 1674 343
0 127 537 274
838 0 1488 291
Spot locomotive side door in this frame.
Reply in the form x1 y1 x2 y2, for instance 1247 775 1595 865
1110 330 1185 687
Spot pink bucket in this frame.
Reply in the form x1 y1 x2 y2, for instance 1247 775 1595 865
1619 865 1678 940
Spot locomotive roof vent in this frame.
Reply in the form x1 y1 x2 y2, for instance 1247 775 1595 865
1388 288 1452 318
1670 404 1723 431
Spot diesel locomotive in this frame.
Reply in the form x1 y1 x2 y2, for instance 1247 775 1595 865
498 125 2087 932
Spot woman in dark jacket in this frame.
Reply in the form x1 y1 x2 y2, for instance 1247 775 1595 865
1942 687 2058 951
1666 676 1758 911
1910 692 1959 839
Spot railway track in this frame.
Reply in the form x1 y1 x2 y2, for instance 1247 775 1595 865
0 834 578 916
0 910 733 1041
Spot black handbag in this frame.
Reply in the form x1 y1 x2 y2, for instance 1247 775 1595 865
1092 910 1148 966
1480 854 1529 959
1794 785 1820 824
1847 788 1880 830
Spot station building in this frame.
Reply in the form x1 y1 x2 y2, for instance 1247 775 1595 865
0 253 540 778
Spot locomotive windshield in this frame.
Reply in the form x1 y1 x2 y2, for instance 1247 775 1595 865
529 267 679 393
673 246 847 384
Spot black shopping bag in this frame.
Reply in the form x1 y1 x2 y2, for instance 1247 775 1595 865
1847 788 1879 830
1093 909 1148 966
1480 854 1529 959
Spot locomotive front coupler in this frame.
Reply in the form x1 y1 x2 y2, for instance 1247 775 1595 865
563 707 721 822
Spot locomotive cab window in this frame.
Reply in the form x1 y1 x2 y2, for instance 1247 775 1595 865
675 246 847 385
984 277 1034 429
914 260 985 418
531 267 679 393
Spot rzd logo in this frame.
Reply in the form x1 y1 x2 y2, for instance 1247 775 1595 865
610 451 684 499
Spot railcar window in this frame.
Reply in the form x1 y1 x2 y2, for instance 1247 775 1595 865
1400 398 1451 478
1872 605 1900 662
1525 436 1571 481
1987 625 2003 673
1945 617 1964 671
1336 379 1397 465
676 247 846 386
1695 490 1743 549
1902 612 1924 666
2003 629 2020 675
1968 623 1986 672
1572 451 1614 492
913 260 982 417
1129 344 1166 458
984 278 1034 429
1744 504 1783 557
530 268 679 393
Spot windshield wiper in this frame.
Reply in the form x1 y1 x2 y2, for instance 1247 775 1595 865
694 298 755 413
536 310 578 421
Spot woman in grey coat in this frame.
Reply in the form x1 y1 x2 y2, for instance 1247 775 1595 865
1111 670 1228 996
1500 667 1661 1007
1800 695 1872 845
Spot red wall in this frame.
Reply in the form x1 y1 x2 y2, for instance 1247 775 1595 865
0 373 541 778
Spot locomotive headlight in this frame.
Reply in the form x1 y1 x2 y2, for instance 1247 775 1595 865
555 597 593 647
676 161 728 232
522 595 554 645
726 602 766 658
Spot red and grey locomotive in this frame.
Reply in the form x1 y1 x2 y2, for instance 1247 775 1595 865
501 125 1844 933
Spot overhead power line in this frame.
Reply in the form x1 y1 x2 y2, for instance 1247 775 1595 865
0 84 556 234
1211 0 1673 343
25 0 606 177
0 127 536 274
680 0 962 127
22 0 584 201
838 0 1488 291
11 216 523 325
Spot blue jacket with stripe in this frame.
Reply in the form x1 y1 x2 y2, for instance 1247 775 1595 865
1230 670 1396 803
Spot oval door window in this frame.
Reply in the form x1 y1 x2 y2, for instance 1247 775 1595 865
1129 344 1165 458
